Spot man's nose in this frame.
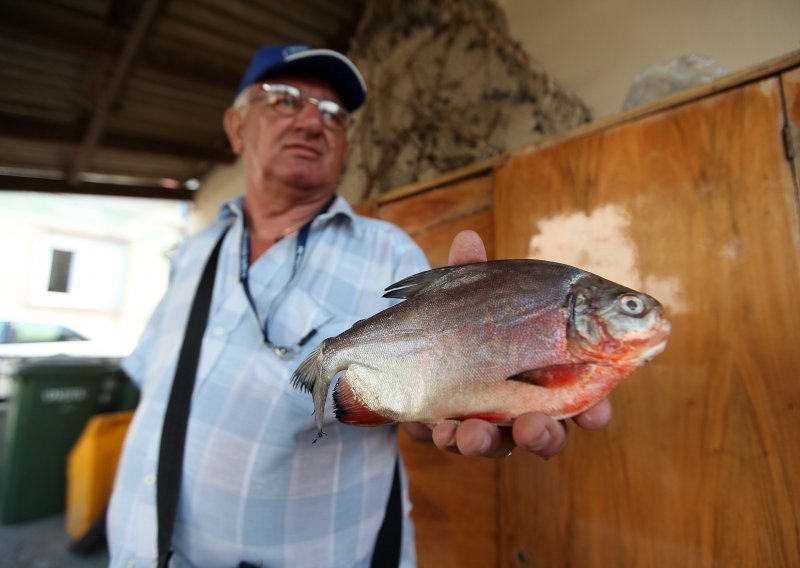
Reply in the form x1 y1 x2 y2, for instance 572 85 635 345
293 102 324 132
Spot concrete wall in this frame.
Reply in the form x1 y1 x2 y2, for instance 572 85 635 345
189 160 244 231
499 0 800 118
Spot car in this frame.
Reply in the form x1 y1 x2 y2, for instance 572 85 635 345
0 320 89 345
0 320 131 401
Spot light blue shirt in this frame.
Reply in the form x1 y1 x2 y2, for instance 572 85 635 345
107 195 430 567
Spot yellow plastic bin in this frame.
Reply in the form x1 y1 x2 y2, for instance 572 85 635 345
65 410 133 541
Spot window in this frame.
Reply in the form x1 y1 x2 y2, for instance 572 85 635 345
47 249 73 293
28 232 128 311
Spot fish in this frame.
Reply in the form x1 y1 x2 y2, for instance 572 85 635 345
291 260 671 439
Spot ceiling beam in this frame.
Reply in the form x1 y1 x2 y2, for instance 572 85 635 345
0 2 241 90
67 0 169 185
0 175 195 201
0 113 235 163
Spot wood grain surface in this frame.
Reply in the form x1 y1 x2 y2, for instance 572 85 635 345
398 430 498 568
782 67 800 201
374 174 499 567
378 174 495 267
494 76 800 567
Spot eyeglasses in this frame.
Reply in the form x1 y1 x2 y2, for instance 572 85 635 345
256 83 349 131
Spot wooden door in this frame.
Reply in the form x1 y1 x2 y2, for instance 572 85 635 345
494 76 800 566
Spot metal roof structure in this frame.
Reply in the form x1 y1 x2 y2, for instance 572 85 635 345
0 0 366 200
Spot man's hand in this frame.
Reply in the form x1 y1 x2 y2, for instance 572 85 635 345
402 230 612 459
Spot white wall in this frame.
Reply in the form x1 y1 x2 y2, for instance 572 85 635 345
499 0 800 117
0 192 187 353
191 159 244 231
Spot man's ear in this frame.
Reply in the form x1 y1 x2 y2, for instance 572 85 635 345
223 107 244 155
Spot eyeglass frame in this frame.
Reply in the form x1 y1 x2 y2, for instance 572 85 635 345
251 83 351 131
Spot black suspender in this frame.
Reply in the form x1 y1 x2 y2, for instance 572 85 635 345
157 228 228 568
370 458 403 568
155 226 403 567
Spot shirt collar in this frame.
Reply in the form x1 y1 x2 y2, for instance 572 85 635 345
217 194 359 235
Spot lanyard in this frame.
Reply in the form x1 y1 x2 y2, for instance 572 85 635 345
239 196 335 359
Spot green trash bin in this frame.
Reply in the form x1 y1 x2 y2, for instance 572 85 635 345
0 356 138 525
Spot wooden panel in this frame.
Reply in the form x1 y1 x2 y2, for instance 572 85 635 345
351 199 377 218
365 177 498 568
379 174 494 235
495 77 800 567
412 209 495 267
398 431 498 568
377 173 495 267
782 67 800 195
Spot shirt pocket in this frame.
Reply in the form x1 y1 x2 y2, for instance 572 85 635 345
269 287 360 408
267 286 357 353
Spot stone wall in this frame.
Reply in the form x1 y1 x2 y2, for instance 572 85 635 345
339 0 591 202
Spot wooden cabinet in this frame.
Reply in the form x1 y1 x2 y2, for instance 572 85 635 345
362 52 800 567
495 65 800 567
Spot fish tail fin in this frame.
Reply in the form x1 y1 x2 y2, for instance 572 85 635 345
291 341 334 440
290 342 326 393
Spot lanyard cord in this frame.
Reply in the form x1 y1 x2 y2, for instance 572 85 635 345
238 195 336 358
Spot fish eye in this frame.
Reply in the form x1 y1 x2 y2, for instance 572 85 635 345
619 294 645 316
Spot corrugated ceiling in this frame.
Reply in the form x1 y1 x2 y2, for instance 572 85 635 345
0 0 367 200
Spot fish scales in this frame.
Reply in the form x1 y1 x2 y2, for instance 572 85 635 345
291 260 671 439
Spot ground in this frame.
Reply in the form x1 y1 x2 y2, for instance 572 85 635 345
0 514 109 567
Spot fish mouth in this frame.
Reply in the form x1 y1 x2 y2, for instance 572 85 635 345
631 319 671 363
637 337 668 363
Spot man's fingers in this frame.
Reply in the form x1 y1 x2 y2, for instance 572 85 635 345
431 422 460 453
430 401 612 459
431 420 515 458
448 230 487 265
512 412 569 459
453 419 515 458
573 398 612 430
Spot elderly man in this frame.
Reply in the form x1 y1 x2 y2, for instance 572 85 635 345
107 44 611 567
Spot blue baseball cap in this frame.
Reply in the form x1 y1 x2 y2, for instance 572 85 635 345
237 44 367 111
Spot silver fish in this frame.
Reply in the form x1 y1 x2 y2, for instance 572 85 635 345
291 260 671 439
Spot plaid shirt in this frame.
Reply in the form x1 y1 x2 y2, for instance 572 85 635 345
107 195 429 567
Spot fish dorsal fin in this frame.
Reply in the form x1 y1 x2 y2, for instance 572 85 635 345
383 265 461 299
507 364 589 388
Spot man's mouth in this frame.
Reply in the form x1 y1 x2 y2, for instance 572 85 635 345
284 143 322 158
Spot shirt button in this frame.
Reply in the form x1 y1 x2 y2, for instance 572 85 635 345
143 473 156 486
126 561 136 568
212 326 225 336
226 274 237 283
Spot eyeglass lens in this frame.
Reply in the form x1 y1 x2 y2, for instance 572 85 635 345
260 84 348 130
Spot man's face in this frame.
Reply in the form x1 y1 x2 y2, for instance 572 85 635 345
225 74 350 195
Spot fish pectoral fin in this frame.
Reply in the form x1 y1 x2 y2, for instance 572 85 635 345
507 364 589 388
332 378 395 427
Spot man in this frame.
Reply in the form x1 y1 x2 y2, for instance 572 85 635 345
107 44 611 567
